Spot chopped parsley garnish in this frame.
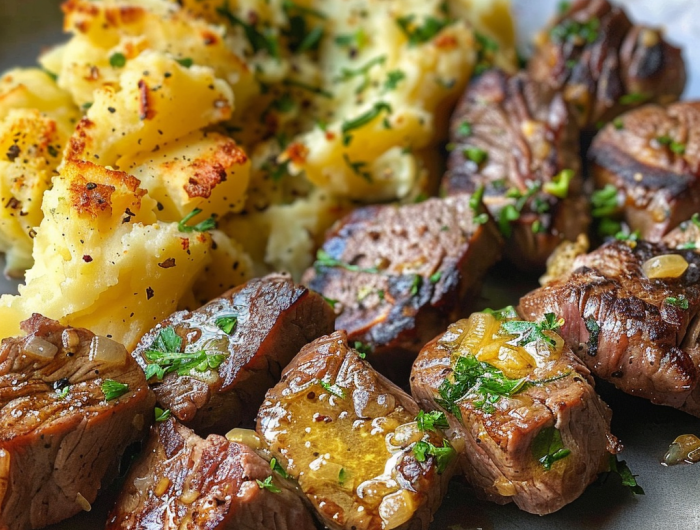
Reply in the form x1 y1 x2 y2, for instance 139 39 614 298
282 1 325 54
591 184 620 218
256 476 281 493
396 15 451 47
155 407 171 422
474 32 499 75
270 457 289 478
498 204 520 238
436 355 527 417
341 102 392 144
338 468 348 484
323 296 339 309
429 271 442 283
497 181 543 238
500 313 563 348
215 315 238 335
383 70 406 92
550 17 600 44
692 213 700 228
532 427 571 470
679 242 697 250
282 79 333 98
665 296 689 309
463 147 488 166
335 55 386 93
585 318 600 357
109 52 127 68
457 121 472 137
261 159 291 182
281 0 326 19
469 184 488 225
613 118 624 130
655 135 686 155
143 326 227 381
342 153 372 182
334 28 368 51
619 92 650 105
56 386 70 399
482 306 518 320
102 379 129 401
416 410 449 432
543 169 574 199
176 57 193 68
178 208 216 233
410 274 422 296
319 380 345 399
532 219 545 234
558 1 572 13
314 249 379 274
608 455 644 495
353 341 372 359
614 229 640 243
217 3 280 58
42 68 58 81
412 440 455 473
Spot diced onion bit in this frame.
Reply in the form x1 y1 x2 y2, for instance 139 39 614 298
378 490 416 529
75 492 92 512
89 335 127 364
642 254 689 279
23 335 58 359
225 428 262 450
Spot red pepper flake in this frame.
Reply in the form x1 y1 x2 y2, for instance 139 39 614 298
146 287 154 300
325 131 336 141
180 238 190 251
82 255 93 263
285 142 309 165
158 258 176 268
434 34 458 49
138 79 155 120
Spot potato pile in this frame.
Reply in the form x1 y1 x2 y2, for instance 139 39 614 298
0 0 515 349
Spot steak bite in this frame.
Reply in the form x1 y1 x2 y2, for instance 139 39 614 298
589 102 700 241
257 331 456 530
132 273 336 434
519 240 700 415
529 0 686 131
410 311 618 515
442 69 587 270
0 314 154 530
106 418 316 530
301 195 502 380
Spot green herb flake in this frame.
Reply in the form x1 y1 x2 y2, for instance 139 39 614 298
270 457 289 478
217 4 280 58
457 121 472 137
482 306 518 320
178 208 216 233
383 70 406 92
543 169 574 199
215 315 238 335
429 271 442 283
591 184 620 218
313 249 379 274
665 296 689 310
692 213 700 228
56 386 70 399
353 341 372 359
109 52 127 68
531 219 545 234
102 379 129 401
532 427 571 470
609 455 644 494
335 55 386 94
412 440 456 473
338 467 348 484
613 118 624 130
342 153 373 183
323 296 339 309
334 28 368 51
282 79 333 98
341 102 392 144
416 410 449 432
463 147 488 166
396 15 451 47
619 92 650 105
585 318 600 356
176 57 193 68
410 274 422 296
155 407 171 422
679 242 697 250
500 313 563 348
320 380 345 399
256 476 281 493
550 17 600 44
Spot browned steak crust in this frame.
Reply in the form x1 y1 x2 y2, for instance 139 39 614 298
0 315 154 530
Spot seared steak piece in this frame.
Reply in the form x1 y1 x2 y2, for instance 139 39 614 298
133 274 335 434
529 0 686 131
411 311 617 515
107 418 316 530
0 314 154 530
519 240 700 415
257 331 456 530
589 102 700 241
301 195 502 381
442 69 587 270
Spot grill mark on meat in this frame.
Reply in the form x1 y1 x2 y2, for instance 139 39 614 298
520 240 700 415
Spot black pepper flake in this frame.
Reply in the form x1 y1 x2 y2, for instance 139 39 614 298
156 202 164 211
5 197 21 210
146 287 154 300
6 144 20 162
86 182 97 190
82 255 93 263
107 107 116 113
158 258 176 268
28 228 37 239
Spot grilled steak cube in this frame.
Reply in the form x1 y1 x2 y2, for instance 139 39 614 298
442 69 587 271
519 240 700 415
589 102 700 241
302 195 502 381
410 311 617 515
133 273 336 433
0 314 154 530
107 418 316 530
257 331 456 530
529 0 686 131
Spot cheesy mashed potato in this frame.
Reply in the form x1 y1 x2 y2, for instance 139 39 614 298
0 0 515 346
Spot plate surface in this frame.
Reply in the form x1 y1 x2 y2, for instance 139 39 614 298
1 1 699 529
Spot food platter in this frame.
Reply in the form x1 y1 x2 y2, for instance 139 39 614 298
1 0 700 529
